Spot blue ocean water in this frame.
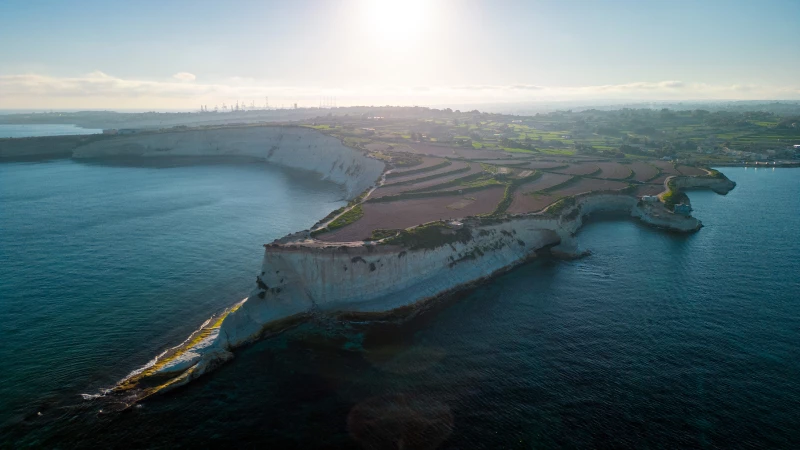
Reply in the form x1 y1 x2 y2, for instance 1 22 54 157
0 159 346 429
1 165 799 448
0 124 103 138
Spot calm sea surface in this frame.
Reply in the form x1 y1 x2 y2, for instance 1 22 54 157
0 124 103 138
1 164 798 448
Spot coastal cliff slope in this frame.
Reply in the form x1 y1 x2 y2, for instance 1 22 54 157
113 172 735 401
72 126 384 197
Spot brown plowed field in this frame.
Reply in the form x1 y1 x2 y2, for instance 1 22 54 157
554 163 600 176
384 161 468 185
317 187 505 242
677 165 706 176
455 149 528 160
517 172 573 194
371 163 485 199
476 159 530 166
549 178 628 197
525 161 568 170
634 184 665 197
507 193 561 214
595 162 632 179
648 174 669 185
400 143 460 158
651 160 680 175
630 162 658 182
390 156 446 174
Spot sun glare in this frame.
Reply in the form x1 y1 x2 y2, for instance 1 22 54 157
361 0 431 47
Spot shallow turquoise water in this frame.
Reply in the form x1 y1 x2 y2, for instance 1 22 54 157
0 124 103 138
2 165 799 448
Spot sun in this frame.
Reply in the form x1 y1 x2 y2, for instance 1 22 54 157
360 0 431 47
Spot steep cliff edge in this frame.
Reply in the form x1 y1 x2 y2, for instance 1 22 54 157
72 126 385 197
111 172 736 402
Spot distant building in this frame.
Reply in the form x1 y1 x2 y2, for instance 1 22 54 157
641 195 659 203
673 203 692 216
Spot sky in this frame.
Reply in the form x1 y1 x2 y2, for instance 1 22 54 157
1 0 799 110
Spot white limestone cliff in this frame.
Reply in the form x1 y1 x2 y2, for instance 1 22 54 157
112 173 736 401
72 126 384 197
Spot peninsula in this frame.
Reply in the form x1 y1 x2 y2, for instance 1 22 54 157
0 108 740 404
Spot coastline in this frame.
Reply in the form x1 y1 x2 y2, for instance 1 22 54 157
108 169 734 402
1 125 738 405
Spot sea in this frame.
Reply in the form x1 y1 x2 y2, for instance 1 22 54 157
0 124 103 138
1 156 798 448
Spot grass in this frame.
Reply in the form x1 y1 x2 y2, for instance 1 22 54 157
327 204 363 231
386 160 451 178
382 221 472 250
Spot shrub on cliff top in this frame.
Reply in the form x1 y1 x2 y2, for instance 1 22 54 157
544 196 577 216
328 204 364 231
382 221 472 250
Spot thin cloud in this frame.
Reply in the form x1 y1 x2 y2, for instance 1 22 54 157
1 73 798 108
173 72 196 82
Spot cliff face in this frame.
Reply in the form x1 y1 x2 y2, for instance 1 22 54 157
111 169 737 401
223 218 562 345
670 174 736 195
72 126 385 197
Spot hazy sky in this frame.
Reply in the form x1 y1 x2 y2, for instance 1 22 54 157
1 0 799 109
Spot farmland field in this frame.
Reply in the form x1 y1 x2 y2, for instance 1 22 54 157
317 187 505 242
634 184 666 197
677 165 707 176
629 162 659 182
595 162 632 179
507 192 561 214
548 178 628 197
554 163 600 176
384 161 468 185
390 156 447 174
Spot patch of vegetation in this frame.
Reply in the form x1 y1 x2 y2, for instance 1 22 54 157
544 196 577 216
382 221 472 250
485 170 542 216
366 228 401 241
328 204 364 230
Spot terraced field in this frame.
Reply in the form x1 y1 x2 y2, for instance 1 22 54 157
525 161 569 170
371 163 485 199
595 162 632 179
516 172 573 194
389 156 448 175
634 184 666 197
548 178 628 197
677 165 707 176
317 187 506 242
554 163 600 176
384 161 467 185
651 160 681 175
629 161 659 182
314 138 715 241
507 192 561 214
